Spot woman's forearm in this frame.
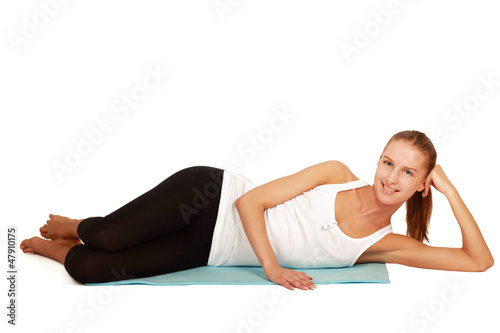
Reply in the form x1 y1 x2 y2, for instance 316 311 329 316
445 186 494 269
235 193 317 290
235 197 279 271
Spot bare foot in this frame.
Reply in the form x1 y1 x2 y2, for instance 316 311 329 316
20 237 81 264
40 214 83 240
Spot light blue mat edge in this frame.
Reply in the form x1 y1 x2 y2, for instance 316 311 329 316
86 263 389 286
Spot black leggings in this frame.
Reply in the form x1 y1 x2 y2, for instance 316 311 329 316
64 166 224 284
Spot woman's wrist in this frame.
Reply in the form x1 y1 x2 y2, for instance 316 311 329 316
443 184 458 199
262 261 280 273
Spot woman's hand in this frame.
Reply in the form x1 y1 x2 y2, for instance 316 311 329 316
264 265 317 291
422 164 455 198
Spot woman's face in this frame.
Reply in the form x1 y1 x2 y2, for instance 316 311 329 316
374 140 429 206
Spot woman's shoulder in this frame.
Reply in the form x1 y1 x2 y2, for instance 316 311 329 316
320 160 359 185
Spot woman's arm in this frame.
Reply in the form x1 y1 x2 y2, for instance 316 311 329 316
235 160 355 290
360 165 494 271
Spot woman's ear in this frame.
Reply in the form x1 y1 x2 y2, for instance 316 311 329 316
417 172 430 193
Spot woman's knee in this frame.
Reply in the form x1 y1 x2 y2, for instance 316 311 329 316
64 245 92 284
77 217 124 252
64 245 113 284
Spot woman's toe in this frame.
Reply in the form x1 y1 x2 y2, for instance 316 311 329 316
20 239 31 251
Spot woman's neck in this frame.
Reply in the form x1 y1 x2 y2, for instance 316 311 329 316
357 185 402 227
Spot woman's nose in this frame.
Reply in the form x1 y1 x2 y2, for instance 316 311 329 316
387 170 399 184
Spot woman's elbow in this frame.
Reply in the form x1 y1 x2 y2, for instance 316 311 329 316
471 255 494 272
235 193 246 210
235 192 265 214
477 256 494 272
235 193 252 213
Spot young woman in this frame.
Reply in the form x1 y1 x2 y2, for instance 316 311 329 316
20 130 494 290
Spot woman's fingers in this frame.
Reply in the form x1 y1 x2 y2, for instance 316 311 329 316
423 176 432 197
423 167 436 197
423 164 454 196
281 280 294 291
266 266 317 290
283 270 316 291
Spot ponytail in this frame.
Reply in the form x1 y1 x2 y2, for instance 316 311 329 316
405 188 432 243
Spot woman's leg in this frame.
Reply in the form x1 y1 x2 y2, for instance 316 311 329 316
75 166 224 252
64 169 224 283
22 166 224 283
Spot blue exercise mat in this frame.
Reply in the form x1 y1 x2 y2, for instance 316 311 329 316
86 263 389 286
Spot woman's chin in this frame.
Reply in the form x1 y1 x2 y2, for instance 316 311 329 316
375 185 406 206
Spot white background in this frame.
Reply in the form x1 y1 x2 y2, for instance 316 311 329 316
1 1 499 332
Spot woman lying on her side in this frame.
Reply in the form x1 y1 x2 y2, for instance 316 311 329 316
20 130 494 290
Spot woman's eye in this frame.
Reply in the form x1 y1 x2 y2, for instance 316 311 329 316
404 170 413 176
384 161 392 166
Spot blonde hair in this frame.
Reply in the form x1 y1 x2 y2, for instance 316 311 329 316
383 130 437 243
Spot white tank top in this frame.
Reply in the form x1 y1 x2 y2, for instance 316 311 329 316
207 170 393 268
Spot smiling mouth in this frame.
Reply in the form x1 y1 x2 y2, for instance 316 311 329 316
382 183 399 193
